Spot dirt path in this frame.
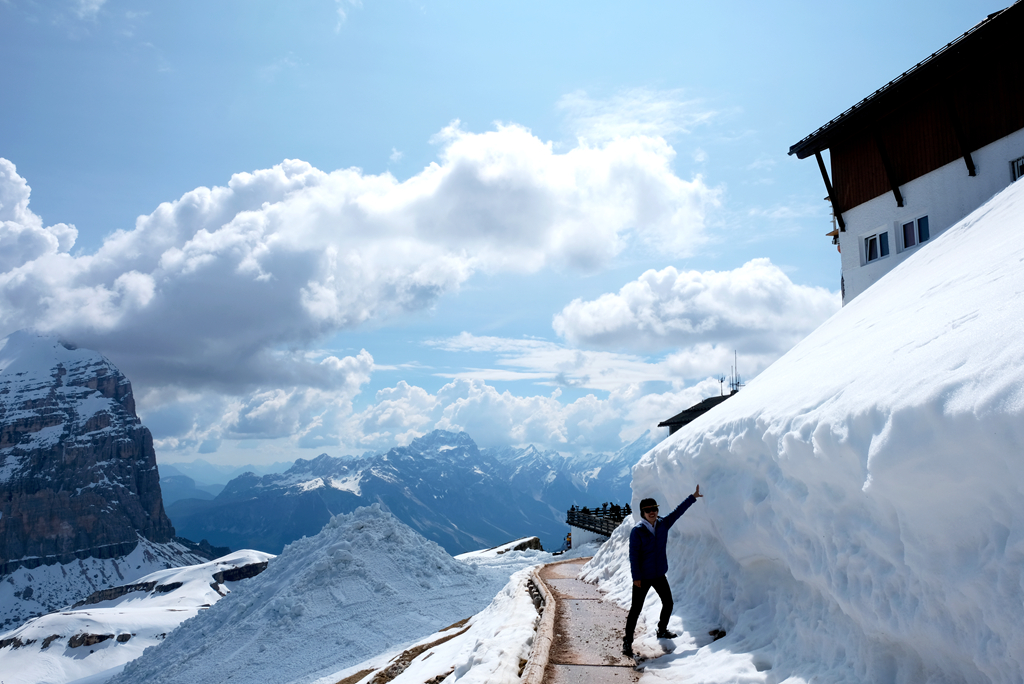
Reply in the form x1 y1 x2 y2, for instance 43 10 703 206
538 559 640 684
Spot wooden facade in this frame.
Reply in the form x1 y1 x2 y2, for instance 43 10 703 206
790 1 1024 226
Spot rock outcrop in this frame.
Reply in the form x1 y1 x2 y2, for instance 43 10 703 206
0 330 175 575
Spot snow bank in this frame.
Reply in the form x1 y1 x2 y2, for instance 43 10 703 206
583 180 1024 683
109 505 515 684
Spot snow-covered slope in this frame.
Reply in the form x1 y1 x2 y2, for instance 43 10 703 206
0 549 272 684
0 538 213 633
582 180 1024 682
108 505 530 684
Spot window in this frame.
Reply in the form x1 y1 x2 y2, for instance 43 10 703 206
1012 155 1024 182
901 215 929 250
864 231 890 263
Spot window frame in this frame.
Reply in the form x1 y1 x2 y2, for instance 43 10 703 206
1011 155 1024 183
861 227 891 266
897 214 930 253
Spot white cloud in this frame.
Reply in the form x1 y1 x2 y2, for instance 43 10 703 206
747 202 827 220
552 259 840 358
0 159 77 273
333 0 361 31
0 129 716 392
429 332 669 392
146 350 374 453
558 88 717 143
745 156 776 171
344 376 725 454
75 0 106 20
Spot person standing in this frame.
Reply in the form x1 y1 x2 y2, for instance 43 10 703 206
622 485 702 657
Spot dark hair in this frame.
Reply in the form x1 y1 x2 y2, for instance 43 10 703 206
639 497 658 512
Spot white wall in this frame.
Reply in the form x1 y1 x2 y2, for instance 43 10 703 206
837 127 1024 302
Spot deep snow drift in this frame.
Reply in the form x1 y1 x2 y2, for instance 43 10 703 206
107 505 535 684
583 180 1024 682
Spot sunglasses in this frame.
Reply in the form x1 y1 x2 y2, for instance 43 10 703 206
642 507 659 514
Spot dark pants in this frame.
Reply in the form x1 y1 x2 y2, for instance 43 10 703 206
623 575 673 646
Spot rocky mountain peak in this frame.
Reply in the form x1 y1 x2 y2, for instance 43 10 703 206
0 330 175 575
402 429 477 458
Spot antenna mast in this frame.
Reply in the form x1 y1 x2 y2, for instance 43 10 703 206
729 350 744 393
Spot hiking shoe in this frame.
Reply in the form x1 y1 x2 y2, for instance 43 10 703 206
622 643 634 657
656 629 678 639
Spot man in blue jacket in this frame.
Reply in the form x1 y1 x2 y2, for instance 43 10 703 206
623 485 702 657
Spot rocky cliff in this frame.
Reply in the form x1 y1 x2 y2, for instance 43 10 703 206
0 330 175 575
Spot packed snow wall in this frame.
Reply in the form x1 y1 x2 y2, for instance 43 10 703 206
584 180 1024 683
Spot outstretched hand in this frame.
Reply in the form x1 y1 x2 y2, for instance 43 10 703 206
693 484 703 498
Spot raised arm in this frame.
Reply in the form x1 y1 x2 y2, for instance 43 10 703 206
662 485 702 528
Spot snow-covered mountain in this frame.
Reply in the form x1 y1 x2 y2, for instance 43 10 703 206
0 548 272 684
167 429 658 555
582 178 1024 681
0 331 209 630
106 505 536 684
490 429 658 508
160 459 294 488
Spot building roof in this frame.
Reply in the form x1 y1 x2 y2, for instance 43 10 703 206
789 1 1023 160
658 393 733 432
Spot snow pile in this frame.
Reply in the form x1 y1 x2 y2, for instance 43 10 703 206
321 542 602 684
109 505 520 684
582 180 1024 682
316 567 541 684
0 549 272 684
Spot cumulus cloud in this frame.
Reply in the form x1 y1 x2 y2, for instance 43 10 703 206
0 128 716 392
342 376 725 454
0 159 77 273
552 258 840 357
144 349 374 453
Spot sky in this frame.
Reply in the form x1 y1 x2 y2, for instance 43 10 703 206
0 0 1007 465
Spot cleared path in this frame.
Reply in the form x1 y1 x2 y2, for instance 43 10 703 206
538 559 639 684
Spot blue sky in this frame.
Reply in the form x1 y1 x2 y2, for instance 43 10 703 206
0 0 1005 464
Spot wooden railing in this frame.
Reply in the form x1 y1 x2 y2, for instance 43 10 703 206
566 505 630 537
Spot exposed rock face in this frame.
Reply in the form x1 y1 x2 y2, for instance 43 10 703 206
0 331 175 575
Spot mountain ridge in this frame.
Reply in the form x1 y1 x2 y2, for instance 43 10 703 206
167 428 660 554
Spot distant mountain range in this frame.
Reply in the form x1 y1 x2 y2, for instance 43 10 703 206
167 429 660 555
157 460 295 506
